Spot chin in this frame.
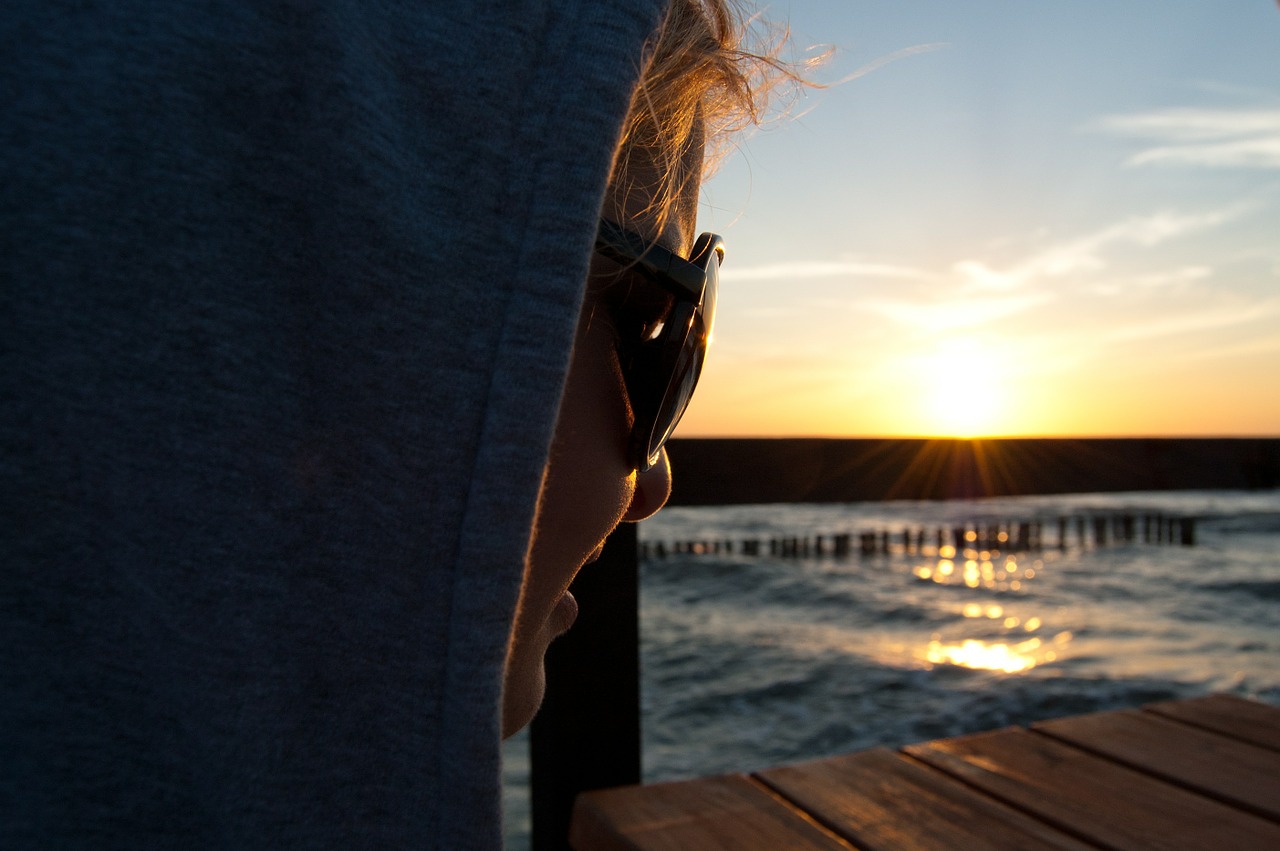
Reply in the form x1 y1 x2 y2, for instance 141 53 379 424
501 657 547 739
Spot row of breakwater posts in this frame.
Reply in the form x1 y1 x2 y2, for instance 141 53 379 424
639 512 1198 561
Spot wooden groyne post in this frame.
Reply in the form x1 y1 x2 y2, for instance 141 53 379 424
640 512 1198 561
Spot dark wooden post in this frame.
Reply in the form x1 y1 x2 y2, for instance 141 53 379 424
1180 516 1197 546
530 523 640 851
1093 516 1108 546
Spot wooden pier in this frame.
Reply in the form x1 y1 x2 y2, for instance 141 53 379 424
570 693 1280 850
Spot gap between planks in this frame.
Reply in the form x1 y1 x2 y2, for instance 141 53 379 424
742 773 861 850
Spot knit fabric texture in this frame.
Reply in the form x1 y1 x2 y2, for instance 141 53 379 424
1 1 665 846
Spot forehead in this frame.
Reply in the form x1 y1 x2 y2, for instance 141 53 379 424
605 140 703 258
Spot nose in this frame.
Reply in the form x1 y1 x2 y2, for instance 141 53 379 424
622 447 672 522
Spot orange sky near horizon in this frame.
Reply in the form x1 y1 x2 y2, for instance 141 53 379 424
679 346 1280 439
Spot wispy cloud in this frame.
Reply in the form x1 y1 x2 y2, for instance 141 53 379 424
865 293 1052 332
952 209 1240 292
1086 266 1211 296
1091 107 1280 169
724 206 1244 338
1100 299 1280 345
835 43 949 86
1165 333 1280 365
732 209 1238 293
725 260 933 282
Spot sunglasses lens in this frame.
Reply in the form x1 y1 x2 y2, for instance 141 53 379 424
700 242 720 341
638 244 720 469
648 341 703 457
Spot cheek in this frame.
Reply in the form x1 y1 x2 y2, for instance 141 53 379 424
505 319 637 716
555 315 634 477
535 314 639 553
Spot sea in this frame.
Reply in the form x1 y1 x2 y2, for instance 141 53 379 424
502 489 1280 848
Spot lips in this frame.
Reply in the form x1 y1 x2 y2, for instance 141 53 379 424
550 590 579 635
548 546 603 637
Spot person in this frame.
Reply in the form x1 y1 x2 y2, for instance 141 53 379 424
504 0 754 740
1 0 788 846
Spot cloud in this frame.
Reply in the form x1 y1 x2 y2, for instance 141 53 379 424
725 260 933 282
951 261 1024 291
1096 108 1280 141
865 293 1052 332
1086 266 1212 296
1101 299 1280 344
1093 209 1243 245
952 209 1239 293
1090 107 1280 170
1167 333 1280 364
721 207 1243 342
727 207 1239 296
835 42 949 86
1128 138 1280 169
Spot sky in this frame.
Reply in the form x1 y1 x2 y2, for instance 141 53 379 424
680 0 1280 439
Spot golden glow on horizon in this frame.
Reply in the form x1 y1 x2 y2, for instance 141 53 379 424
677 314 1280 439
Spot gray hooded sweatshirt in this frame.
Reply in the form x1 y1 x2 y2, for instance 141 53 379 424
2 1 665 846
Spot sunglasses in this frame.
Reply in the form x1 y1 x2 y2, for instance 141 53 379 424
594 219 724 472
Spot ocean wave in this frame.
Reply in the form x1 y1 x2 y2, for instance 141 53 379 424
1195 578 1280 601
639 668 1229 782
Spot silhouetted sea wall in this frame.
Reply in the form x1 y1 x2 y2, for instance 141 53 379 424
664 437 1280 506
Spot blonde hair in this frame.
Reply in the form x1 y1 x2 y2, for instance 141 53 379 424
610 0 812 232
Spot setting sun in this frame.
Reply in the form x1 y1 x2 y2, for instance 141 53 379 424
914 338 1007 438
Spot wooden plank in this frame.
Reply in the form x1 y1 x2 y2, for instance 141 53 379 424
1144 693 1280 752
756 747 1095 851
906 726 1280 850
570 774 855 851
1035 708 1280 822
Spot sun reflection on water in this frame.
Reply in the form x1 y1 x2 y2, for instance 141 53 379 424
914 550 1041 593
923 638 1041 673
905 549 1073 673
